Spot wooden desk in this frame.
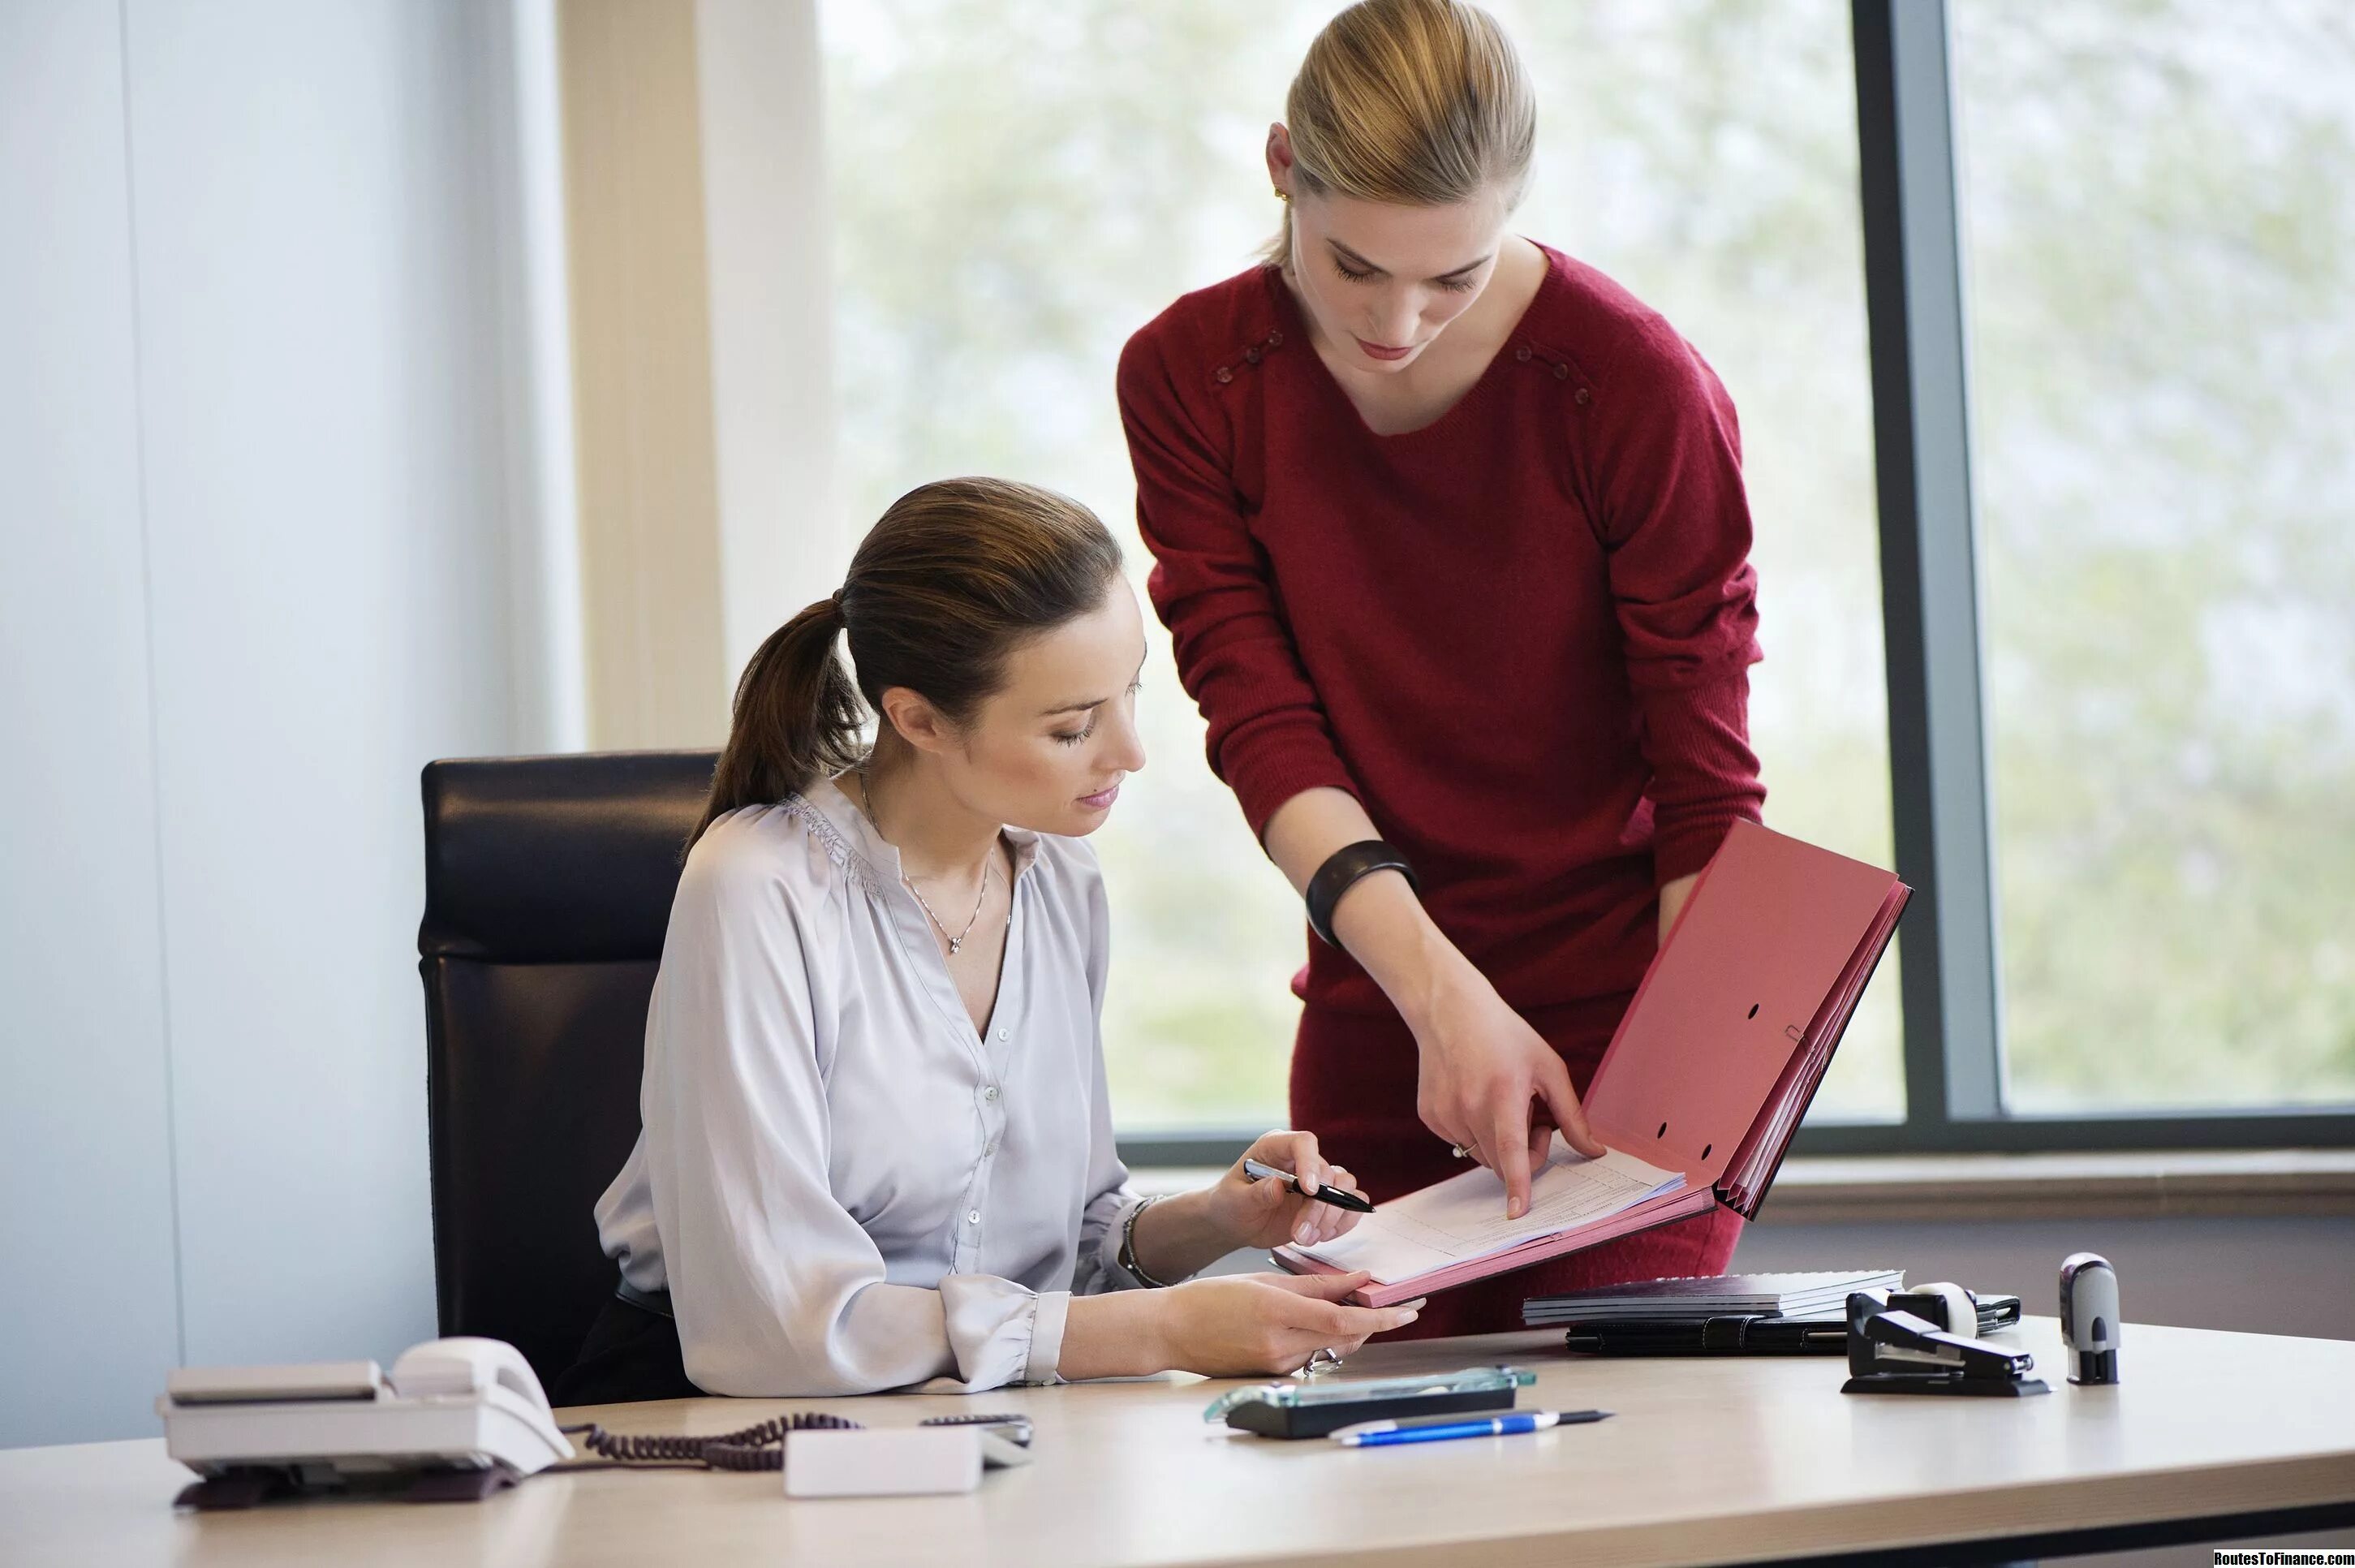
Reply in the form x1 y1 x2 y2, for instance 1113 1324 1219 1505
6 1318 2352 1567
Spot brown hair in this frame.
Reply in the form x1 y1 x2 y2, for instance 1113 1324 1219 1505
1267 0 1536 266
689 477 1124 848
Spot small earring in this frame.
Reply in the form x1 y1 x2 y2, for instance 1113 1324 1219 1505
1273 187 1290 202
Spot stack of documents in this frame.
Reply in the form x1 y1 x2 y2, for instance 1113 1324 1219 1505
1523 1270 1904 1326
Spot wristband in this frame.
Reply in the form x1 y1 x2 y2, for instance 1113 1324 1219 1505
1305 840 1419 949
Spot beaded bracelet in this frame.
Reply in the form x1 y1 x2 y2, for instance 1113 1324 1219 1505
1117 1193 1178 1288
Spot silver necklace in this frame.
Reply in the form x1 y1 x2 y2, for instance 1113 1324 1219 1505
850 768 1001 956
908 859 996 955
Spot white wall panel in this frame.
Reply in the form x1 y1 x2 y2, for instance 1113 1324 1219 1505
0 0 186 1449
118 0 516 1369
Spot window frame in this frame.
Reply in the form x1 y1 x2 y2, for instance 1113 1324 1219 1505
1114 0 2355 1168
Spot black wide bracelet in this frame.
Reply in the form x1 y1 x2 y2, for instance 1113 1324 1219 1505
1305 840 1419 949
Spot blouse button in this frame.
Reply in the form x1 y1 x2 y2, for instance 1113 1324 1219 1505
984 1084 1001 1102
967 1211 981 1226
1245 346 1261 364
1553 362 1570 381
996 1027 1010 1042
1215 366 1233 384
1575 386 1591 405
1514 346 1531 362
1267 330 1283 346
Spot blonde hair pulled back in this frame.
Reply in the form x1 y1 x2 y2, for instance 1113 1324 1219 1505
1268 0 1536 268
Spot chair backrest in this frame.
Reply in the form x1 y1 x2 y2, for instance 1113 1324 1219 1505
417 750 717 1387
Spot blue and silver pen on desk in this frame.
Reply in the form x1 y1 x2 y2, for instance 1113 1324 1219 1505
1328 1409 1612 1448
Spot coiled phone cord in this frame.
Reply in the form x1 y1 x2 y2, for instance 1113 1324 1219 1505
556 1411 860 1471
556 1411 1027 1473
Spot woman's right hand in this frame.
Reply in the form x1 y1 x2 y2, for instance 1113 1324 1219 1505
1153 1271 1420 1376
1257 789 1607 1224
1411 958 1607 1220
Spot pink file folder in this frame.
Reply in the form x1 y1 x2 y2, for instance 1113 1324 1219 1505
1276 821 1911 1307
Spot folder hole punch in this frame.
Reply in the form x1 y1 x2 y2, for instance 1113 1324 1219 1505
1657 1122 1668 1139
1747 1003 1759 1018
1841 1290 2050 1398
1701 1144 1711 1161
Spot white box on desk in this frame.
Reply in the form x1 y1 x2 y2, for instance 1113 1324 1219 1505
783 1427 982 1497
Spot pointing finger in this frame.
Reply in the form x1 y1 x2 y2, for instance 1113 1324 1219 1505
1491 1102 1533 1221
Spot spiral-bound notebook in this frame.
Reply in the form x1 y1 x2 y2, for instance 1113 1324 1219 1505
1276 821 1910 1308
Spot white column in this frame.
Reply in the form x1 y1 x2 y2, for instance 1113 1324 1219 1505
487 0 591 756
698 0 843 678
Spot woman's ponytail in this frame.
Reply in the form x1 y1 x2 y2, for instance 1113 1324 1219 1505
688 592 863 850
687 476 1124 855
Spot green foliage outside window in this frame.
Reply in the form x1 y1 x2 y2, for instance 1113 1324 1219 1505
1957 0 2355 1109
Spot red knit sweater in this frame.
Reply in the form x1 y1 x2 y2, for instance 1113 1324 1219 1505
1117 246 1766 1017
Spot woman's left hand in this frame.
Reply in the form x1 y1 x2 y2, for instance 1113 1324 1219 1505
1207 1131 1370 1251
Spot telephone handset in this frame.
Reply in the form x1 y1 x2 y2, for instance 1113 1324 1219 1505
160 1335 575 1508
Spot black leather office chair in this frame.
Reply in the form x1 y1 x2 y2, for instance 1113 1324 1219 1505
416 750 717 1388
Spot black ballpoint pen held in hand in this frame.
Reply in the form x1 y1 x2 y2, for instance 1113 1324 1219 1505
1242 1159 1376 1213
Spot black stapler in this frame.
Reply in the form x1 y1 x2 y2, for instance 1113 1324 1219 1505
1841 1290 2051 1397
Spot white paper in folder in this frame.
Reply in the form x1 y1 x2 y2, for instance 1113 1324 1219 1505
1291 1139 1685 1286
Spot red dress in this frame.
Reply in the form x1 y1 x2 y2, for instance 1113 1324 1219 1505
1117 247 1765 1335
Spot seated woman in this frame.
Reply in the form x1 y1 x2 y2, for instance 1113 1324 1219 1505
555 477 1421 1402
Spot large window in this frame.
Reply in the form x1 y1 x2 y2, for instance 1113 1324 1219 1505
1952 1 2355 1114
820 0 1901 1136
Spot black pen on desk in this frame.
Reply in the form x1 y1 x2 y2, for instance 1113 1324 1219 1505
1242 1159 1375 1213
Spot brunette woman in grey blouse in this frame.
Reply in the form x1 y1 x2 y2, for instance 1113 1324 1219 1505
553 479 1421 1402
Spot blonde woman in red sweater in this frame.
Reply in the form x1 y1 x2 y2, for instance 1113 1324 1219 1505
1118 0 1764 1337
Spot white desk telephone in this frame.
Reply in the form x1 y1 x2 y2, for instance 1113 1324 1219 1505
158 1336 575 1507
161 1333 1037 1507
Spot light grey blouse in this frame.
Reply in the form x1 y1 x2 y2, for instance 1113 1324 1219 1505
592 778 1153 1397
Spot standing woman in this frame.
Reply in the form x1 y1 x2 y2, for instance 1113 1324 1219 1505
1117 0 1765 1336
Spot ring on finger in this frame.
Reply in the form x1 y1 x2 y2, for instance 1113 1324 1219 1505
1292 1346 1345 1379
